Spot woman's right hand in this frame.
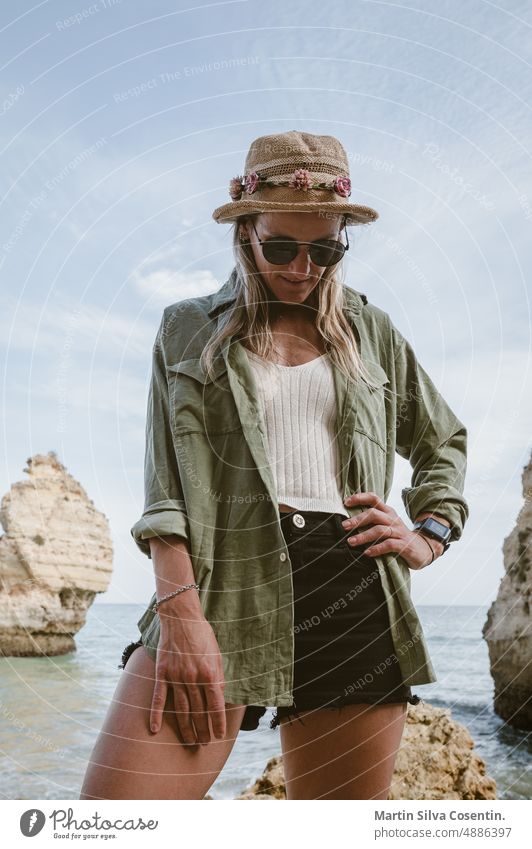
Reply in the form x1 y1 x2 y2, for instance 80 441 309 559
150 602 227 746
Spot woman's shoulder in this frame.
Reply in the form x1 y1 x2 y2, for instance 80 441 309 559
154 283 231 363
161 293 215 325
343 283 394 337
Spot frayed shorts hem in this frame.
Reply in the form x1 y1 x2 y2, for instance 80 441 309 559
267 690 422 730
118 638 144 670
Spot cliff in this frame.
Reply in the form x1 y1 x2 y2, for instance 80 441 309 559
0 451 113 656
482 452 532 730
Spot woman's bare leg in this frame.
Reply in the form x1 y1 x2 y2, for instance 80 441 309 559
80 645 247 800
280 701 407 799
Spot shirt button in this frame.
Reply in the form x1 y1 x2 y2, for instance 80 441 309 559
280 552 287 561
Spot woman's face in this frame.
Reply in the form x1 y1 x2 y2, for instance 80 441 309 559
240 212 345 306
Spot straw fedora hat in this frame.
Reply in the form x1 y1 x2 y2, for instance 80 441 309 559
212 130 379 226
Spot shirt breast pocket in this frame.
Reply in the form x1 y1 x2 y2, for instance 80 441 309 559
353 360 390 452
167 357 243 436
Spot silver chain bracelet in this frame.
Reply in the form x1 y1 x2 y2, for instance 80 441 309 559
152 583 200 613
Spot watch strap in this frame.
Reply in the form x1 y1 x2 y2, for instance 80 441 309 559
413 518 452 553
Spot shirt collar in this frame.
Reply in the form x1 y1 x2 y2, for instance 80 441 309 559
207 266 368 319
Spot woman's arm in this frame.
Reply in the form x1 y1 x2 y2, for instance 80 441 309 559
148 535 227 745
130 311 189 558
131 312 226 744
390 323 470 544
150 534 202 614
412 510 452 558
341 323 467 569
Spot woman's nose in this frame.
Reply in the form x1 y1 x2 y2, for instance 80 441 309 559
284 245 313 275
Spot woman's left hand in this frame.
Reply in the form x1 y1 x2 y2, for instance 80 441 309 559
341 492 444 571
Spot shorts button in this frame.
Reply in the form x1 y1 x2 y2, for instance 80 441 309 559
280 552 287 561
292 513 306 528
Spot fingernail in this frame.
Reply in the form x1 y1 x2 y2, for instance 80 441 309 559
150 723 159 733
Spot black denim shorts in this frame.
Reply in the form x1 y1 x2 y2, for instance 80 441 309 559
241 508 421 731
119 507 421 733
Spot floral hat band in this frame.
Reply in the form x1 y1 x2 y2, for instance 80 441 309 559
229 169 352 200
212 130 379 226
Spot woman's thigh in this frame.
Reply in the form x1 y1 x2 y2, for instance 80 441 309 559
279 701 407 800
80 645 247 800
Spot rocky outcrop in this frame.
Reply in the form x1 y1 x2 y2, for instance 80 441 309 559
0 451 113 656
482 453 532 730
235 701 497 799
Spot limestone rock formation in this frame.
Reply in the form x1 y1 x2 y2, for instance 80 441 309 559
0 451 113 656
482 452 532 730
234 701 497 799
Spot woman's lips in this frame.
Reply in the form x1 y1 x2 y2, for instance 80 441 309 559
279 276 310 284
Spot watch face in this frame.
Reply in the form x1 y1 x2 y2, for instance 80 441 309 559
424 517 451 541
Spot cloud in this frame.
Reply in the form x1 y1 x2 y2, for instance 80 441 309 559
0 293 154 359
133 267 220 305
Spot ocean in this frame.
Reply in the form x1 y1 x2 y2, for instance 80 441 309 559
0 604 530 800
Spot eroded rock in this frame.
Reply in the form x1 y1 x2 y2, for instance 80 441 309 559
483 452 532 730
0 451 113 656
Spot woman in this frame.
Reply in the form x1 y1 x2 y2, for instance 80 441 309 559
80 131 468 800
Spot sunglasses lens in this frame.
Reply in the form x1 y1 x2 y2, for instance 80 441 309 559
261 239 298 265
259 236 347 266
309 240 346 266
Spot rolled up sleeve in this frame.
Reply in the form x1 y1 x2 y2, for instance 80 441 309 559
130 312 189 558
391 327 469 542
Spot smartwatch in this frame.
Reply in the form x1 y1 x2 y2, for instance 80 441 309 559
412 516 452 554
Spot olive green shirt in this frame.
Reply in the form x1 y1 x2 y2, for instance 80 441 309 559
131 267 469 706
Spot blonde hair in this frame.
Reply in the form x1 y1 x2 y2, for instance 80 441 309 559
201 213 381 387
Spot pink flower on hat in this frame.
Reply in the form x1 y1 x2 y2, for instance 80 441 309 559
289 168 313 191
244 171 260 194
229 176 244 200
333 176 351 197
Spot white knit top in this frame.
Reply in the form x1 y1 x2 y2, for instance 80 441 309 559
243 346 350 517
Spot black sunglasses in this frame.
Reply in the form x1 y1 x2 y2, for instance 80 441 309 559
248 219 349 267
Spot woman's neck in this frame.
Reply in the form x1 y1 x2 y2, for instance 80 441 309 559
267 297 318 330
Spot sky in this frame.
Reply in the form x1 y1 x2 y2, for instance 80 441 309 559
1 0 531 612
